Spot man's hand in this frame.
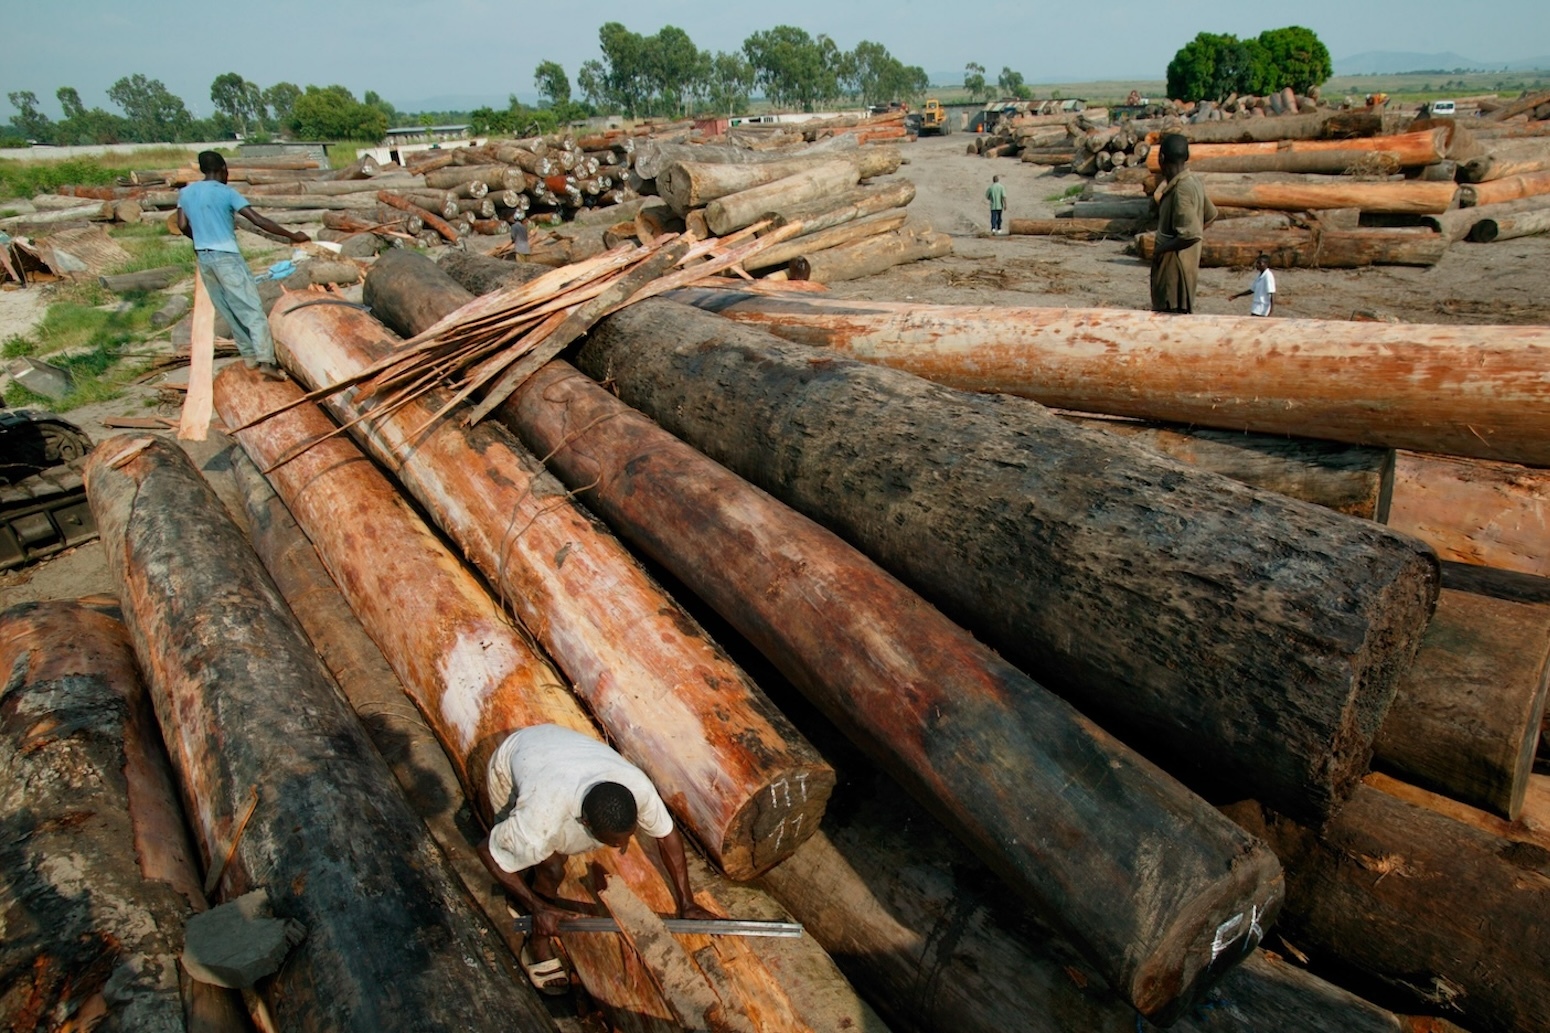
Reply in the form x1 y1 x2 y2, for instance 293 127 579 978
533 902 579 937
289 230 311 244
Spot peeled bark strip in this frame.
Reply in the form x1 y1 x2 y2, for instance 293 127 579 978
1373 588 1550 819
790 229 952 283
665 289 1550 467
1234 784 1550 1033
83 435 537 1032
501 359 1283 1019
1134 227 1449 268
760 756 1404 1033
1060 414 1392 518
573 300 1440 824
2 601 192 1033
266 282 833 878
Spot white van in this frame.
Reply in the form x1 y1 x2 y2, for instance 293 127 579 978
1427 100 1457 118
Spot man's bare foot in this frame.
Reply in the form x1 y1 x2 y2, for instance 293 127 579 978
257 363 286 382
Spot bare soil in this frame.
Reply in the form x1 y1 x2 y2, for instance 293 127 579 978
4 131 1548 609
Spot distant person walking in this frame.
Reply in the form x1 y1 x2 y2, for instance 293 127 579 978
1230 253 1276 316
985 175 1007 235
177 151 309 380
1149 134 1217 313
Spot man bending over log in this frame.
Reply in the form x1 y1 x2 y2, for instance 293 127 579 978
177 151 309 380
477 723 715 994
1150 133 1217 313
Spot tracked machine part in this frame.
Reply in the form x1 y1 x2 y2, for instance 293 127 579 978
0 409 97 570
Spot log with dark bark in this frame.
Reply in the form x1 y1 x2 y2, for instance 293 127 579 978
665 289 1550 467
1231 782 1550 1033
261 288 834 879
1133 227 1449 268
1468 203 1550 241
433 248 547 295
706 162 863 235
0 599 228 1033
571 300 1441 825
497 358 1283 1020
1008 217 1140 238
1372 588 1550 819
83 435 540 1032
98 265 184 291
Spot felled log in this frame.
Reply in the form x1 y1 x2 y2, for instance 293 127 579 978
1163 109 1382 144
1372 588 1550 819
1468 202 1550 241
1424 196 1547 240
745 210 908 272
665 289 1550 466
790 228 952 283
572 299 1440 826
1384 451 1550 578
762 179 917 236
99 265 184 291
498 357 1283 1020
1202 178 1456 213
1459 144 1550 183
0 201 112 226
1487 89 1550 122
706 161 863 235
83 435 537 1031
266 278 833 878
1145 128 1448 172
1133 226 1449 268
1019 147 1078 165
1007 217 1139 238
1 600 216 1031
1458 168 1550 207
658 148 900 213
1071 197 1153 219
760 742 1411 1033
378 190 458 242
424 164 521 191
433 249 547 296
1060 414 1391 517
1232 782 1550 1033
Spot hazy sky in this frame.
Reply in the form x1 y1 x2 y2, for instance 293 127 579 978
4 0 1546 116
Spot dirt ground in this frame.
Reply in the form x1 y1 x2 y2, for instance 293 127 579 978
4 131 1548 608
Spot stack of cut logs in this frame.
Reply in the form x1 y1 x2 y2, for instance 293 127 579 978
989 92 1550 266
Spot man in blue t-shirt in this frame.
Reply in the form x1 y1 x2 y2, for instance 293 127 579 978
177 151 309 379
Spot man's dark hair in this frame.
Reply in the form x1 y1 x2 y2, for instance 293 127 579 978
1256 252 1271 264
1159 133 1190 163
197 151 227 175
582 782 637 836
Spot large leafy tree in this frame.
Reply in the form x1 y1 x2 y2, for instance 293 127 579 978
287 84 388 141
997 67 1029 100
107 74 192 141
534 61 571 108
698 51 754 115
1256 26 1332 94
743 25 839 112
262 82 302 133
649 26 701 115
6 90 53 142
963 62 988 103
54 86 126 144
211 73 266 135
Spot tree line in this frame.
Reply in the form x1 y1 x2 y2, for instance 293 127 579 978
4 22 939 146
1165 26 1333 102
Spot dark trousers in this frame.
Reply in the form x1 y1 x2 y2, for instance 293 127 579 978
990 208 1003 231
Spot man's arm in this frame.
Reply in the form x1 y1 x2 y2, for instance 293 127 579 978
237 205 310 243
653 827 716 921
477 839 578 936
176 208 192 240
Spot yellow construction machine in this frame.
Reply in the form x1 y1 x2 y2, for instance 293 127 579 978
918 98 951 135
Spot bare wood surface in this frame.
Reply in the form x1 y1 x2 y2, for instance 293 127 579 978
177 268 214 441
706 162 863 235
1385 451 1550 578
83 435 537 1032
1133 226 1449 268
790 229 952 283
665 288 1550 466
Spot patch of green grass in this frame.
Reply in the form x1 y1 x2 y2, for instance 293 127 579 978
0 208 19 219
1 294 161 410
1045 184 1084 202
0 158 118 201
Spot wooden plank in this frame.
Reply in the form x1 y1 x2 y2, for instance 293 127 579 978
177 268 214 441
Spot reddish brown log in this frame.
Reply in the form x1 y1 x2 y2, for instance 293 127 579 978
1459 169 1550 207
1384 451 1550 578
264 281 832 878
83 435 539 1031
1201 178 1457 214
1008 217 1139 238
1144 128 1447 171
1133 227 1449 268
666 288 1550 467
377 190 459 241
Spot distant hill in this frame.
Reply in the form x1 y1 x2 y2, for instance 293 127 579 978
1505 56 1550 71
1335 51 1491 75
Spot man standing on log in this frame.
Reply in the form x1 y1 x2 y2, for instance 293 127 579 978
985 175 1007 235
1150 134 1217 313
477 723 715 994
1231 253 1276 316
177 151 309 380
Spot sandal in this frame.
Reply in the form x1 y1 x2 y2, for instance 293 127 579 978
520 942 571 996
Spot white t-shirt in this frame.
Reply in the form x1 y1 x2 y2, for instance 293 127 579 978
1250 269 1276 316
485 724 674 874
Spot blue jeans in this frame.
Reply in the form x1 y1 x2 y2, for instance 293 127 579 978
990 208 1003 232
196 250 274 365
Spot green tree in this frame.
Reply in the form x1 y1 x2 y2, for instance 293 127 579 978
534 61 571 108
698 51 754 115
54 86 125 145
1167 32 1233 100
648 26 702 115
107 74 193 142
743 25 838 112
997 67 1027 99
262 82 301 133
597 21 653 116
363 90 398 127
1255 25 1332 94
577 59 608 109
963 62 988 102
288 84 388 140
6 90 53 143
211 73 266 135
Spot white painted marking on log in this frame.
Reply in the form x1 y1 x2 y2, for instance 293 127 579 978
438 630 526 751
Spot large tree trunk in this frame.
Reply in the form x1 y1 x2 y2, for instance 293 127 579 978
790 229 952 282
1231 781 1550 1033
664 288 1550 467
1198 178 1456 213
1384 451 1550 579
1467 202 1550 241
0 600 229 1033
1423 196 1548 240
764 180 916 237
706 162 863 235
496 358 1283 1021
1145 129 1447 173
1373 588 1550 819
634 136 859 180
1134 226 1449 267
264 288 833 879
1458 168 1550 207
1161 110 1383 144
746 210 909 272
82 435 539 1032
759 743 1409 1033
658 149 900 213
1008 217 1140 238
570 301 1440 825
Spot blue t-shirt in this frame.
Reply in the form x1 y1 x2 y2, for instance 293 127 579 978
178 180 250 253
